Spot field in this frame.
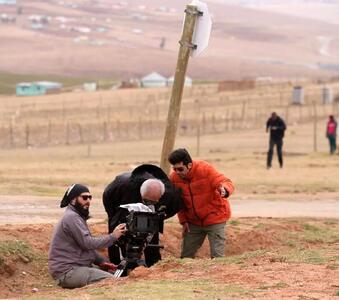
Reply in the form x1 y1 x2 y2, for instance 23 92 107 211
1 0 339 80
0 81 338 299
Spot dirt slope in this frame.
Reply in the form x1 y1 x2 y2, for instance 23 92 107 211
0 217 338 299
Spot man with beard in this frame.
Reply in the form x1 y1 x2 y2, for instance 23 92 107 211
103 164 183 268
48 184 127 289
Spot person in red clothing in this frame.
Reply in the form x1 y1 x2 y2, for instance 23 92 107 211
168 148 235 258
326 115 337 154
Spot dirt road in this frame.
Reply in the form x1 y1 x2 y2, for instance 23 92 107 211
0 195 338 224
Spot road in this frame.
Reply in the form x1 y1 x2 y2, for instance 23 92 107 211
0 195 338 224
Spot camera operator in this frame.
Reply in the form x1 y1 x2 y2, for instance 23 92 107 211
102 164 183 267
48 184 127 289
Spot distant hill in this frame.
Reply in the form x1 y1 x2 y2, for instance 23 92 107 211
0 0 338 80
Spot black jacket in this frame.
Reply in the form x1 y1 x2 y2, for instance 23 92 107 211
266 116 286 141
103 164 183 221
102 164 183 267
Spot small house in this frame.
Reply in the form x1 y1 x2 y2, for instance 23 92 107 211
0 0 17 5
35 81 62 92
16 81 62 96
83 82 97 92
140 72 167 88
16 83 46 96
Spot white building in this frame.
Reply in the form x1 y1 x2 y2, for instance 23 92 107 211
140 72 167 88
0 0 16 5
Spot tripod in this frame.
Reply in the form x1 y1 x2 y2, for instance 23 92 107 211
113 239 164 278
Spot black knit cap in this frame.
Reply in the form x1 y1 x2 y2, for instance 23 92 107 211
60 184 90 208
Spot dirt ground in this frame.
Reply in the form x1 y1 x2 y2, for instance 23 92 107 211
0 82 338 299
0 217 338 299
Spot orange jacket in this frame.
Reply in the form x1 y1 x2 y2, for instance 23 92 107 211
169 160 234 226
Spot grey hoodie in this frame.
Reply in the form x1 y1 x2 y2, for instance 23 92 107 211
48 205 116 280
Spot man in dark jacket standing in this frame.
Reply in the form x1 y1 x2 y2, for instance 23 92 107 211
266 112 286 169
102 164 183 267
48 184 127 289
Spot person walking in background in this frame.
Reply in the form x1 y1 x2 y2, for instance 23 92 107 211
266 112 286 169
326 115 337 154
168 148 234 259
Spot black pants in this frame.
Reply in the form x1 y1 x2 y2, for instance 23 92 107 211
328 135 337 154
267 138 283 168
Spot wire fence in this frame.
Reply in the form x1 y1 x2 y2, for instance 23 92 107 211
0 82 338 149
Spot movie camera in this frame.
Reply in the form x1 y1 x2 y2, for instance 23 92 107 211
113 209 165 278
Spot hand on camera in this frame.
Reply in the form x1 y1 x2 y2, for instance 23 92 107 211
99 262 117 273
112 223 127 240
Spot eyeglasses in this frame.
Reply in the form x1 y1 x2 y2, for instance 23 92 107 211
173 167 185 172
80 195 92 201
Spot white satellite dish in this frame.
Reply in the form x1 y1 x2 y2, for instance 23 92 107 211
190 0 212 57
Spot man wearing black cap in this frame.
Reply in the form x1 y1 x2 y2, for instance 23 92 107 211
48 184 127 289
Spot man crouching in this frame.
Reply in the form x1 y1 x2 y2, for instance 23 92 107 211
48 184 126 289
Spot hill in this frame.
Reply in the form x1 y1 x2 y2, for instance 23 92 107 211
0 0 338 80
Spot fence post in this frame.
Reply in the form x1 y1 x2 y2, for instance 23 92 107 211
285 105 289 124
48 121 52 145
9 123 14 148
103 122 108 142
65 122 70 145
25 124 30 148
138 118 142 139
312 101 318 152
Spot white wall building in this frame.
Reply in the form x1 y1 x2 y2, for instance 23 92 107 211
140 72 167 88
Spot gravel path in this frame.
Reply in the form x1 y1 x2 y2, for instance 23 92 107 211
0 195 338 224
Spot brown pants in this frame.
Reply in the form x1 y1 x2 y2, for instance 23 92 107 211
181 222 226 258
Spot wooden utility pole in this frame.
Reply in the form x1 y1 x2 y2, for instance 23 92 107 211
160 5 200 174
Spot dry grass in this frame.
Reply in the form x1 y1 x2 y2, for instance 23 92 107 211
0 81 338 200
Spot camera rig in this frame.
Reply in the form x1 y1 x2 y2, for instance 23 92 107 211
113 210 164 278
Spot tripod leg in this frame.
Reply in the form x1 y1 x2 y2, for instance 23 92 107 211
113 260 127 278
113 268 124 278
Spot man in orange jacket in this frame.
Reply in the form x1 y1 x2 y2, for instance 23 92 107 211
168 148 235 258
